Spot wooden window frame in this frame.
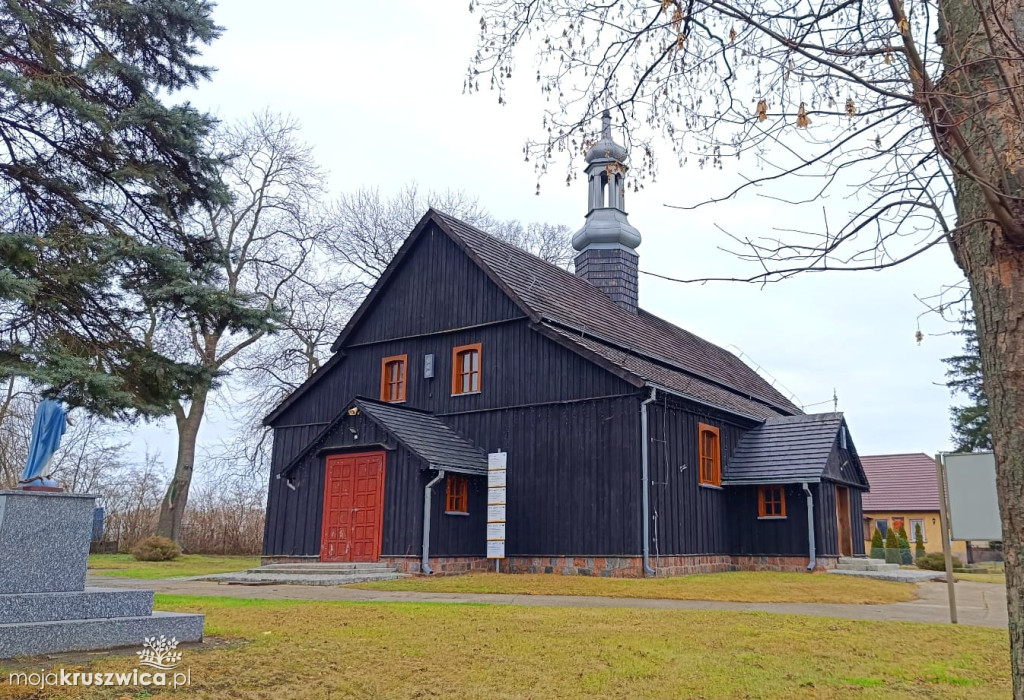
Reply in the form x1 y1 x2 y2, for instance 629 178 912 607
380 354 408 403
451 343 482 396
758 485 787 519
697 423 721 487
445 474 469 514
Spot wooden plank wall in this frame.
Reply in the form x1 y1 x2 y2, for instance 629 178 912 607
646 393 756 556
444 394 642 557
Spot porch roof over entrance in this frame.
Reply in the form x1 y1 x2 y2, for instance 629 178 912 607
352 399 488 476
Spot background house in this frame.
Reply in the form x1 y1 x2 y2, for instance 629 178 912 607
860 452 967 557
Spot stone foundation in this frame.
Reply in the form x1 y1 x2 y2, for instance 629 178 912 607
260 553 835 577
496 554 835 577
380 556 492 576
261 555 321 566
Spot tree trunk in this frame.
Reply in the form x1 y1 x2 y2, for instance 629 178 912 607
935 2 1024 694
155 387 208 544
955 208 1024 697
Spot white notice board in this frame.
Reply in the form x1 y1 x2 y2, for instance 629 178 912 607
945 452 1002 541
487 451 507 559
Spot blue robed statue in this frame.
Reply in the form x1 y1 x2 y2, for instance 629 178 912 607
18 399 70 491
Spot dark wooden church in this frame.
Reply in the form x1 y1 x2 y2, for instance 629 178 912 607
262 113 869 576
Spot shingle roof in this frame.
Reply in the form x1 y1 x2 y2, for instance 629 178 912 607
860 453 940 511
723 413 844 484
276 398 487 477
434 211 802 417
268 209 802 426
353 399 487 475
543 326 784 420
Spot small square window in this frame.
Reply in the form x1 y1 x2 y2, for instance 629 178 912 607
758 485 787 518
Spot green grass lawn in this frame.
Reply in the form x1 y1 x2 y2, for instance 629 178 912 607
1 595 1009 699
349 570 918 604
86 554 258 579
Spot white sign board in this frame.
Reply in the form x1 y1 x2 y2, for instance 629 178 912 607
487 522 505 540
945 452 1002 541
487 451 507 559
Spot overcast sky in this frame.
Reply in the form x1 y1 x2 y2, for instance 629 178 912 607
129 2 968 467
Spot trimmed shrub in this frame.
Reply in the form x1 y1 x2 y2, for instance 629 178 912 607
884 527 900 564
898 534 912 565
914 523 926 560
870 529 885 559
131 536 181 562
916 552 963 571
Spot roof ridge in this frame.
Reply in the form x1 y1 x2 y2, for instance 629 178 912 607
436 210 802 416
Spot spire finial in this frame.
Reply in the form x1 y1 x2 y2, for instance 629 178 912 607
601 109 612 139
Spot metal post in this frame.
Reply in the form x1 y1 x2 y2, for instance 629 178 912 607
935 453 957 624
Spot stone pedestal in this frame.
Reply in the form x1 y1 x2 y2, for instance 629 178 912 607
0 490 204 658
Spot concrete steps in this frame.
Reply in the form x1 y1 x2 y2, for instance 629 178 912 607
197 562 407 587
836 556 901 572
829 556 945 582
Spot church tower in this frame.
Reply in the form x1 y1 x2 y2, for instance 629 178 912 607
572 110 642 313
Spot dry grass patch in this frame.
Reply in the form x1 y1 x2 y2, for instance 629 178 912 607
350 570 917 604
956 573 1007 584
87 554 258 579
0 595 1008 699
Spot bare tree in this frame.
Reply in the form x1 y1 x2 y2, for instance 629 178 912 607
150 112 329 542
470 1 1024 690
326 183 575 287
216 272 360 479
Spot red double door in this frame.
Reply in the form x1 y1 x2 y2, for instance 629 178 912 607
320 452 386 562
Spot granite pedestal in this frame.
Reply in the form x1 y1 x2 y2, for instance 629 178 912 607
0 490 204 658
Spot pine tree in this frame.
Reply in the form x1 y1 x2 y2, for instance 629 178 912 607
914 523 927 560
0 0 238 418
944 315 993 452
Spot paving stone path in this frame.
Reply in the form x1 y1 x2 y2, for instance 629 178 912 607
87 575 1008 629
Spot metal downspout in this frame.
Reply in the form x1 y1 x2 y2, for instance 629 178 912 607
421 470 446 575
641 387 657 577
802 482 817 571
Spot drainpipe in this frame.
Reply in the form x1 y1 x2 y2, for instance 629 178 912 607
640 388 657 577
421 470 446 575
802 482 817 571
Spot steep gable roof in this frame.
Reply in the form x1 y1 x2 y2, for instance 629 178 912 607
860 453 940 511
724 413 847 484
267 209 801 425
432 212 802 416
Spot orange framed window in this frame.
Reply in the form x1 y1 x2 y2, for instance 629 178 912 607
698 423 721 486
758 485 787 518
380 354 407 403
446 474 468 514
452 343 482 395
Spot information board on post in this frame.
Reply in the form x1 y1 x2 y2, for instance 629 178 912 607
487 452 507 561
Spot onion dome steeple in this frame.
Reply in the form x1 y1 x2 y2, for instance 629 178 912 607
572 110 641 312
